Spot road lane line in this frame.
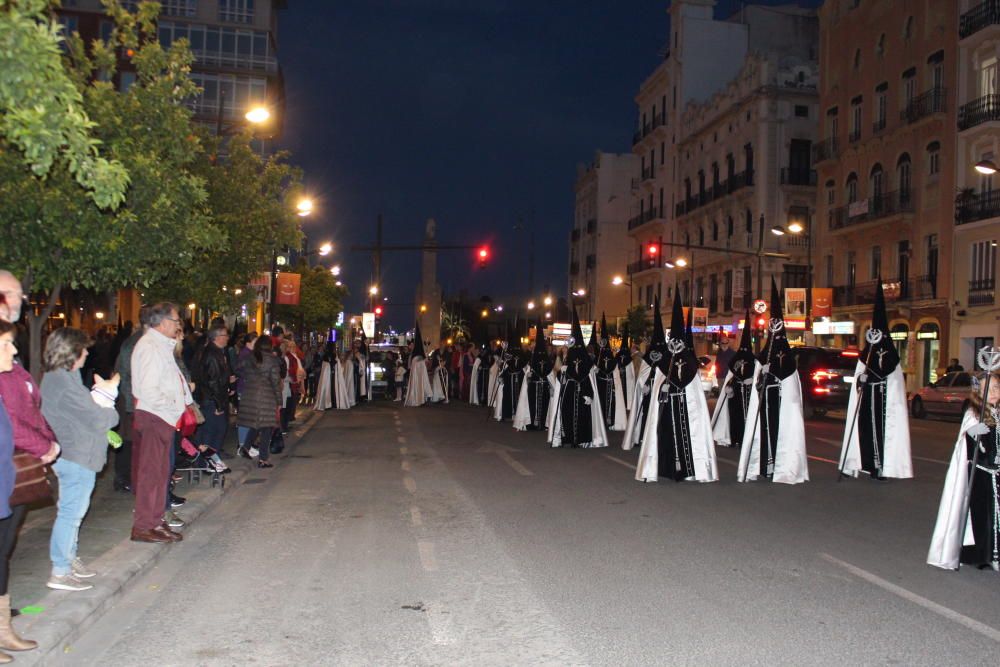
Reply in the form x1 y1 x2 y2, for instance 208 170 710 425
808 454 839 465
417 540 438 571
814 437 841 448
497 449 533 476
913 454 948 465
401 460 411 472
409 505 423 527
716 457 738 467
403 476 417 493
400 446 408 454
602 454 636 470
820 553 1000 643
397 435 407 444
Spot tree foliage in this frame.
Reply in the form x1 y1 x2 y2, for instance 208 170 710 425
273 260 347 334
626 305 648 341
0 0 128 208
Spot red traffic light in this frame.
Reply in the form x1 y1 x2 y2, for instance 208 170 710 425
647 244 659 256
756 317 766 327
477 246 490 268
374 306 383 317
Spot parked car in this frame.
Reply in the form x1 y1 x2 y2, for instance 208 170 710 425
792 347 861 417
366 344 406 399
910 371 973 420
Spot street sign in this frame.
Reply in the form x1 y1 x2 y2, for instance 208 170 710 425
753 299 768 314
362 312 375 339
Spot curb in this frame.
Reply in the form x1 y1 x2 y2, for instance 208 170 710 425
14 410 325 666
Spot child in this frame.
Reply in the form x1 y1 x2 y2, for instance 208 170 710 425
394 358 406 402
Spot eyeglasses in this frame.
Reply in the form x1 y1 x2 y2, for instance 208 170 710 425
166 317 181 324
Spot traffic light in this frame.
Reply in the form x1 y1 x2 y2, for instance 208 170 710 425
647 243 659 257
374 305 384 317
756 316 766 328
477 246 490 268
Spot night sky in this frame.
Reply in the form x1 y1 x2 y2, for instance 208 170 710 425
278 0 819 326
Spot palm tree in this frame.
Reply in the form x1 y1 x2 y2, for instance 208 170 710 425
441 308 471 341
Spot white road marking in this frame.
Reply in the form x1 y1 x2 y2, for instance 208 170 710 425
602 454 636 470
496 449 533 476
716 457 738 467
913 454 948 465
399 446 408 454
403 476 417 493
397 435 407 444
409 505 423 526
808 454 839 465
417 540 438 572
814 436 841 448
401 460 411 472
820 553 1000 643
425 602 456 645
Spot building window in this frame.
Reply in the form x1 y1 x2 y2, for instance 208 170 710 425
850 99 862 141
160 21 273 72
162 0 197 16
794 105 809 118
903 16 914 41
875 84 887 131
660 141 665 165
188 71 267 120
826 179 836 206
981 57 998 97
971 240 997 290
723 270 733 311
846 173 858 204
876 33 885 59
847 251 857 287
709 275 718 313
902 69 917 109
219 0 254 24
727 216 734 238
897 153 912 200
712 221 718 242
871 245 882 280
869 163 884 202
853 49 861 70
927 141 940 176
825 255 833 287
698 227 705 246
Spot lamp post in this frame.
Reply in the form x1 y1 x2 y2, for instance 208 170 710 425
772 212 812 333
611 275 632 309
269 197 315 330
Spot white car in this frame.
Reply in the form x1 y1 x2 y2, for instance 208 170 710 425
697 355 719 394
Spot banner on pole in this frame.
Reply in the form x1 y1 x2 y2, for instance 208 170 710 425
811 287 833 318
784 288 807 326
275 272 301 305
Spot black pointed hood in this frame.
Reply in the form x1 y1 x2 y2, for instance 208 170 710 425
595 312 615 372
668 287 686 345
660 287 698 385
412 321 426 359
566 305 593 377
643 296 668 367
730 305 757 380
759 277 795 379
509 316 523 351
863 278 899 376
587 317 598 350
530 318 549 368
615 323 631 368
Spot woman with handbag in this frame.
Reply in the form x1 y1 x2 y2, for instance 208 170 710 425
40 328 119 592
0 318 58 661
236 335 282 468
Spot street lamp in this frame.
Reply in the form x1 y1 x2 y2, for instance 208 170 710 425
369 286 379 295
527 301 536 310
674 258 688 267
975 159 998 175
318 242 333 256
330 265 341 276
611 275 633 309
296 198 314 217
245 106 271 124
770 226 786 236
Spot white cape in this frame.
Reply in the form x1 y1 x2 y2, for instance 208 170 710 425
839 363 913 478
469 358 482 405
404 356 432 407
737 361 809 484
487 360 501 408
635 368 718 483
928 410 978 570
333 360 351 410
430 364 449 403
550 368 609 448
343 360 357 406
711 371 751 447
512 366 532 431
622 361 652 450
545 368 563 439
313 361 333 411
356 355 369 399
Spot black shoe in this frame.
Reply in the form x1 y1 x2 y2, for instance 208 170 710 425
257 460 274 469
237 447 251 460
113 479 132 493
170 493 186 507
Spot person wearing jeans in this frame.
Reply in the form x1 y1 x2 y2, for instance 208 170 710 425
39 328 118 591
236 335 281 469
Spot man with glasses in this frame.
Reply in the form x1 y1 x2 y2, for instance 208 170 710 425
193 325 234 459
0 272 24 324
130 303 190 543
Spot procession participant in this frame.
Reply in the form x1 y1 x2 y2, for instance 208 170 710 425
429 341 450 404
635 289 717 482
486 340 504 410
838 280 912 480
712 308 756 448
313 344 333 411
928 362 1000 571
514 319 553 431
614 323 633 417
404 323 433 407
593 314 625 431
551 307 607 448
332 351 351 410
469 344 490 406
737 279 809 484
342 348 357 407
354 333 369 403
494 325 527 422
587 318 598 360
622 297 667 452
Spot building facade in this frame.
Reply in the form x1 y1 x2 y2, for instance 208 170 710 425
58 0 286 142
953 0 1000 369
569 152 639 324
814 0 956 390
673 48 819 342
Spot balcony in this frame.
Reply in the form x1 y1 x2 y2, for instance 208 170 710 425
848 128 862 144
632 112 666 145
812 137 840 164
960 0 1000 39
641 166 655 182
834 279 916 306
872 117 887 134
956 189 1000 225
959 94 1000 130
780 168 817 186
585 254 596 269
628 258 659 275
829 190 914 231
900 88 947 125
190 49 279 74
674 171 753 218
628 207 661 231
586 218 597 234
969 279 996 307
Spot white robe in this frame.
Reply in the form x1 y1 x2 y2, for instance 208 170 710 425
404 356 432 407
313 361 333 411
737 361 809 484
430 363 449 403
333 359 351 410
928 410 978 570
711 371 752 447
622 361 652 450
469 358 482 405
545 368 563 440
635 367 718 483
343 360 357 406
608 368 627 431
550 367 609 448
487 360 501 408
839 362 913 479
356 356 369 399
512 366 533 431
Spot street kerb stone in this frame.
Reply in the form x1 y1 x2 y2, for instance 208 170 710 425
11 410 324 665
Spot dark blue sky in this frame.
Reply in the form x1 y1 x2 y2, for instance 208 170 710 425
278 0 817 324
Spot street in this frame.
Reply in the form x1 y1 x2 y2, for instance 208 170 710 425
54 402 999 666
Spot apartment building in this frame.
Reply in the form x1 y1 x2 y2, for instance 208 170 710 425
569 152 639 324
953 1 1000 368
814 0 956 390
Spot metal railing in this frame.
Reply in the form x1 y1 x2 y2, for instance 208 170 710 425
900 88 947 124
969 278 996 306
673 171 753 217
641 166 655 181
632 112 667 145
960 0 1000 38
627 207 660 231
956 189 1000 225
848 128 862 143
959 94 1000 130
812 137 839 164
872 117 887 134
780 168 817 186
829 190 915 230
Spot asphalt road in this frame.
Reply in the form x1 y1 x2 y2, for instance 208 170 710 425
55 400 999 666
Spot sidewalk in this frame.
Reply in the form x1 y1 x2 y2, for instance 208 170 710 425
7 408 324 665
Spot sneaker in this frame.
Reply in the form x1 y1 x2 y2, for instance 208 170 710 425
237 447 251 460
47 574 93 592
164 511 185 528
170 493 186 508
71 558 96 579
248 446 260 458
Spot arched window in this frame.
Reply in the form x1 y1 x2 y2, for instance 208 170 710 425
727 215 734 237
875 33 886 59
897 153 912 200
903 16 914 41
926 141 940 176
825 178 836 206
745 208 753 234
853 48 861 70
869 163 884 202
698 227 705 246
712 220 719 242
846 173 858 204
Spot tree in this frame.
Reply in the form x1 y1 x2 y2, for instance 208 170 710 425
273 260 347 334
0 0 221 376
440 308 471 342
0 0 128 208
626 305 648 341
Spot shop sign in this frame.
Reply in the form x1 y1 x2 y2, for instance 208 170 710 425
362 312 375 339
813 320 855 335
